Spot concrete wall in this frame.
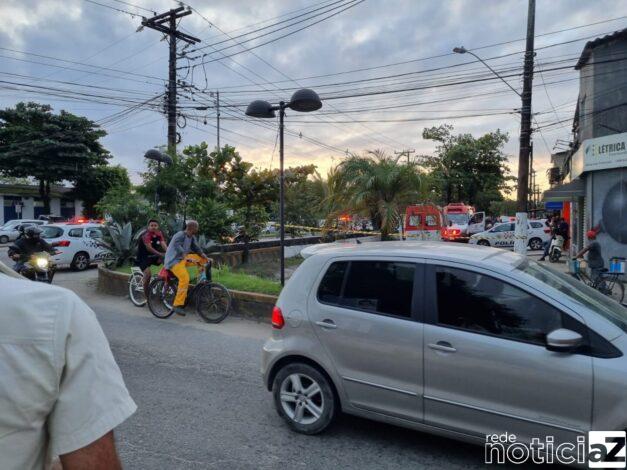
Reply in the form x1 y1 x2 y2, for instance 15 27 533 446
579 39 627 142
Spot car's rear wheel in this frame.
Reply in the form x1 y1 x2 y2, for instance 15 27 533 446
528 237 543 251
0 235 8 244
477 239 490 246
273 363 336 435
71 252 90 271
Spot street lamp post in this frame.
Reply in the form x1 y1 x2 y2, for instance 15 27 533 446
144 149 173 212
453 46 531 255
246 89 322 286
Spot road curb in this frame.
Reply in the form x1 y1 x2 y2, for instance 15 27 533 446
97 266 276 322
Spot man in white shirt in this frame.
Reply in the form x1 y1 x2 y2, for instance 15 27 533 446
0 263 136 470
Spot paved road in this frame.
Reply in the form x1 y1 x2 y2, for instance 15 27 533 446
1 245 552 469
62 278 546 470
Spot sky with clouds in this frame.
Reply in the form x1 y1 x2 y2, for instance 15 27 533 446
1 0 626 192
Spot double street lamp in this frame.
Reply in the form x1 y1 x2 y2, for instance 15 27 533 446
246 88 322 285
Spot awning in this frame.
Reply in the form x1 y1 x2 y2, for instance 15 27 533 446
543 178 585 201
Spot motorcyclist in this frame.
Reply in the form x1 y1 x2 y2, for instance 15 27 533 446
8 226 56 278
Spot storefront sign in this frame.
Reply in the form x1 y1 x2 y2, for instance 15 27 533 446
572 132 627 178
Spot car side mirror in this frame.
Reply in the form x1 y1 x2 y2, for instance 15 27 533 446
546 328 583 353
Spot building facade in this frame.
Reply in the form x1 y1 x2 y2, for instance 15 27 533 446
545 30 627 263
0 184 83 225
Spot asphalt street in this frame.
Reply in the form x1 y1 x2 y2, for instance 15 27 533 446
0 245 554 469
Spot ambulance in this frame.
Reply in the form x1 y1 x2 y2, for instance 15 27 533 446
404 204 443 241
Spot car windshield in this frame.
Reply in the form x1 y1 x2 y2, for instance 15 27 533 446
517 259 627 333
446 214 468 225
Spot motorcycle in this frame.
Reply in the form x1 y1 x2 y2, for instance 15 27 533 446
13 251 57 283
548 235 564 263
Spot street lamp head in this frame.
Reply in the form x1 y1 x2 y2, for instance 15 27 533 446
144 149 172 165
245 100 276 118
453 46 467 54
288 88 322 113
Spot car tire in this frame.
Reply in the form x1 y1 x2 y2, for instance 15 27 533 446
477 239 490 246
528 237 543 251
71 252 90 271
0 235 8 244
273 363 336 435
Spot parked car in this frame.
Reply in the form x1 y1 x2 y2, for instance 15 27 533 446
41 223 110 270
37 214 67 223
0 219 46 244
261 241 627 454
468 219 550 250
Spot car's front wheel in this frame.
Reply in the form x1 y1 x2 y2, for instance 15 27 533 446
273 363 336 435
477 239 490 246
0 235 9 244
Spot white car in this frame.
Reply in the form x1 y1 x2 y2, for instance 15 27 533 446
468 220 550 251
0 219 46 244
41 223 111 270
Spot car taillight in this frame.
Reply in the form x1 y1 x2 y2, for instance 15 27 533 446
544 228 551 233
55 240 71 247
271 306 285 329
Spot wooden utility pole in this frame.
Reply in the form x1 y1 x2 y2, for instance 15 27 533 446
395 149 415 164
216 91 220 150
141 8 200 154
516 0 536 212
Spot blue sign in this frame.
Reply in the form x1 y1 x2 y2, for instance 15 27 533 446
545 201 563 210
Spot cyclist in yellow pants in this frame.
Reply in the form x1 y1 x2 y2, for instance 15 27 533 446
163 220 209 315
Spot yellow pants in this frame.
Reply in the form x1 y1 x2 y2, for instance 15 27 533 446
171 254 207 307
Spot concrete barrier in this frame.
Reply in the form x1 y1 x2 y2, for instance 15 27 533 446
97 266 277 322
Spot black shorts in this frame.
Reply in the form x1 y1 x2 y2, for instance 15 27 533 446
136 255 162 272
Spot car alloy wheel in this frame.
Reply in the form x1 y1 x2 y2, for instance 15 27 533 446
280 373 324 426
273 363 336 434
0 235 8 244
72 253 89 271
529 237 543 251
477 240 490 246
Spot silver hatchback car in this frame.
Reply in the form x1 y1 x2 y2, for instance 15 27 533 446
261 242 627 453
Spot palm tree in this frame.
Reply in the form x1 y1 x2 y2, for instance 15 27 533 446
337 150 423 240
313 166 347 230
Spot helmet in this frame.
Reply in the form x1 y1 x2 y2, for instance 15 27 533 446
24 225 43 238
586 230 597 240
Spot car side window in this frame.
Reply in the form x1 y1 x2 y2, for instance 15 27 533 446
435 267 561 346
530 222 543 229
317 261 348 305
86 228 103 239
68 228 84 238
492 224 511 233
341 261 415 318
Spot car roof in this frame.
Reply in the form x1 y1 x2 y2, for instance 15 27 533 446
46 223 102 228
304 241 524 270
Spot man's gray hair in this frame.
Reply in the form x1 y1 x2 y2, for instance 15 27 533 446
185 220 199 230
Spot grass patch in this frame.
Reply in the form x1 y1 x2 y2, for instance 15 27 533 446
115 264 281 296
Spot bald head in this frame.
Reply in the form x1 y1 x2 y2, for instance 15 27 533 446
185 220 199 236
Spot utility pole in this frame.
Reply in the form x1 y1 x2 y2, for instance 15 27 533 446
141 8 200 155
516 0 536 213
216 91 220 150
395 149 415 164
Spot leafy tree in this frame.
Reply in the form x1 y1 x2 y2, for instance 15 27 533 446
0 102 109 213
420 124 514 208
336 151 423 240
72 165 131 218
96 185 156 230
489 199 518 217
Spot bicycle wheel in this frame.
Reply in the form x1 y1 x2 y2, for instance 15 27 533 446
128 272 147 307
608 280 625 305
146 279 176 319
196 282 232 323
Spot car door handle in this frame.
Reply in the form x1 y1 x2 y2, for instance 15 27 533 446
428 341 457 353
315 320 337 329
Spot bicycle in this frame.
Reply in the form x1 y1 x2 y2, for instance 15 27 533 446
570 259 625 305
146 257 232 323
128 266 147 307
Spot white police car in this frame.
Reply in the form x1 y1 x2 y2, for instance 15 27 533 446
41 223 111 270
469 220 550 250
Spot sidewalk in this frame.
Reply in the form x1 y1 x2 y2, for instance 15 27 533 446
527 251 569 274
